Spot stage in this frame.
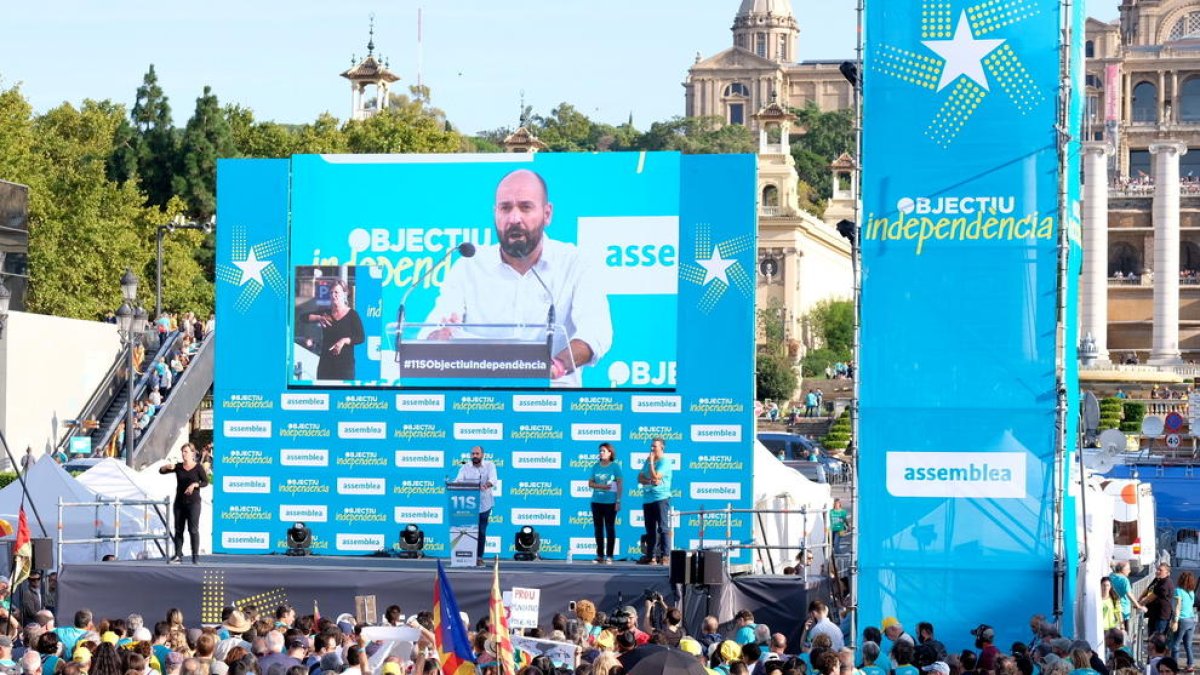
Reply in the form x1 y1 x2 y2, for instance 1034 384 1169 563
58 554 674 628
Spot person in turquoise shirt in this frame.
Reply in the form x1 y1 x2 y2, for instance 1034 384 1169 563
860 642 887 675
1170 571 1197 669
587 442 623 564
636 438 672 565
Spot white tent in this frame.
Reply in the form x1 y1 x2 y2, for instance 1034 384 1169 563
0 456 169 565
748 440 834 574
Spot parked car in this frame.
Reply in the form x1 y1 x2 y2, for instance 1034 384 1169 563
757 432 846 482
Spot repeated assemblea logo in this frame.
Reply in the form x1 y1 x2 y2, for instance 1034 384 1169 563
630 396 682 414
689 397 744 414
280 393 328 411
452 396 505 413
629 425 683 442
337 451 388 467
335 506 388 523
224 421 271 438
454 423 503 440
510 425 564 441
689 454 745 472
280 478 330 494
569 537 621 555
510 508 561 526
630 453 683 471
690 425 742 443
280 505 328 522
511 395 562 413
571 423 621 441
395 424 446 441
281 449 329 467
393 480 445 496
570 481 591 498
570 396 624 413
337 395 388 411
512 452 561 469
280 423 330 439
338 422 386 439
219 505 272 523
394 451 444 468
224 450 273 467
337 478 385 495
509 481 564 499
222 532 270 550
222 395 274 411
336 534 386 552
394 506 444 524
395 394 445 412
223 476 271 494
690 482 743 500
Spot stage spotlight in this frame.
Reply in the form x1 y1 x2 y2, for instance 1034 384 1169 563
839 61 860 87
286 522 312 556
513 526 541 561
398 524 425 558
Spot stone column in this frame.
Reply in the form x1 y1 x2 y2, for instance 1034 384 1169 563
1082 142 1113 364
1149 141 1188 365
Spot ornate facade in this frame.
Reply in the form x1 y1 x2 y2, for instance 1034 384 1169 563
1084 0 1200 362
684 0 853 127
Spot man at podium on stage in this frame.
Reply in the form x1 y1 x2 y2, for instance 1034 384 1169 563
421 169 612 387
455 445 498 566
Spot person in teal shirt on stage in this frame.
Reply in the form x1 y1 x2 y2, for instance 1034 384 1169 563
637 437 673 565
588 442 623 564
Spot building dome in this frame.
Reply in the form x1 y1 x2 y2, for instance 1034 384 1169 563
737 0 794 18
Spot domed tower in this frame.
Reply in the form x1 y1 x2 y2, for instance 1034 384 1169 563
732 0 799 63
340 19 400 121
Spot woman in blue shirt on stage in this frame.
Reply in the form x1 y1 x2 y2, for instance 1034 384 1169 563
587 442 623 564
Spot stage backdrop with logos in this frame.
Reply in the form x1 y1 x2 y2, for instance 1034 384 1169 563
861 0 1082 645
213 153 757 560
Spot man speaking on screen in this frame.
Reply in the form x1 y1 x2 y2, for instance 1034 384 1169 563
420 168 613 386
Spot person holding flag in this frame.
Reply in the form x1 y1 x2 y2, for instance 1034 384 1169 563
489 558 515 675
433 561 476 675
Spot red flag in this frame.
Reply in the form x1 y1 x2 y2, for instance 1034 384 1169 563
433 561 476 675
10 507 31 588
489 558 515 675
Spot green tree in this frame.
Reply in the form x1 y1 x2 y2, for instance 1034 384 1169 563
293 113 348 154
532 103 597 152
757 352 798 402
789 104 853 201
807 299 853 352
25 99 161 318
758 297 787 345
225 104 299 158
111 65 178 209
635 116 755 154
174 86 235 218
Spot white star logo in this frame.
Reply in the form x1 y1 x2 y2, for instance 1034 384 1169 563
233 248 271 287
697 249 735 286
922 12 1006 92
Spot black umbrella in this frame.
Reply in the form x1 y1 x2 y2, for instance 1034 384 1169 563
619 645 708 675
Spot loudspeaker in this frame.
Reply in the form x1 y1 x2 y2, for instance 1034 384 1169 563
31 538 52 571
669 550 691 585
693 549 724 585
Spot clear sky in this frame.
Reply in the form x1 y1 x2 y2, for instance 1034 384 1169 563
0 0 1120 136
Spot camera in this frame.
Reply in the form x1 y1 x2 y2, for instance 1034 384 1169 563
639 588 663 604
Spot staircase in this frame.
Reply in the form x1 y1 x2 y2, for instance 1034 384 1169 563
129 334 214 468
89 332 183 456
788 418 835 439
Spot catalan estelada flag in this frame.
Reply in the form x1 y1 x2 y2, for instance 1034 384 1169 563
433 561 476 675
9 507 30 589
488 558 515 675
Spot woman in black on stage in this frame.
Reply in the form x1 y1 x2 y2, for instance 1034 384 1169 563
307 279 364 380
159 443 209 564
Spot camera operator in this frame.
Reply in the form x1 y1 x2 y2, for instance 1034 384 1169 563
641 591 685 648
611 605 649 645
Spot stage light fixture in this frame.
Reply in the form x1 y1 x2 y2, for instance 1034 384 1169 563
398 524 425 558
286 522 312 556
513 526 540 561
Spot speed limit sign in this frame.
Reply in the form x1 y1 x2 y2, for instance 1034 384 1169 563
1167 434 1182 449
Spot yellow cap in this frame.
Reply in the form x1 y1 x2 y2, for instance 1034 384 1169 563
382 663 401 675
101 632 119 645
720 640 741 662
679 638 702 656
74 647 92 663
596 631 615 650
881 617 900 631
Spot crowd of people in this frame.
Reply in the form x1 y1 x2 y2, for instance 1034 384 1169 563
109 313 213 458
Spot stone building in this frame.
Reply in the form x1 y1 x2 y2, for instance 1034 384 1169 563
1083 0 1200 363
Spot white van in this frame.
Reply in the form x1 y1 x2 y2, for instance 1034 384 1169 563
1102 479 1157 573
